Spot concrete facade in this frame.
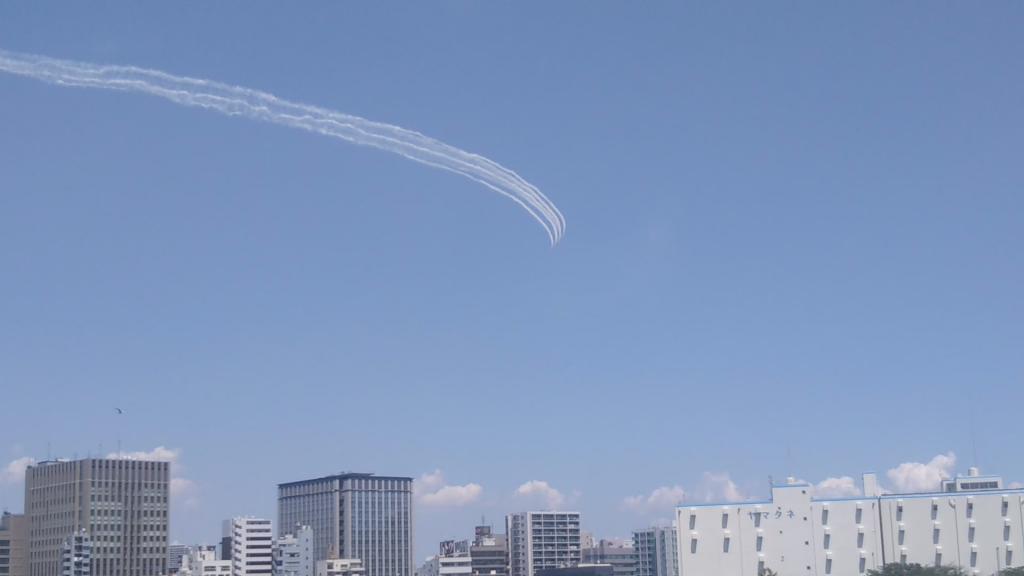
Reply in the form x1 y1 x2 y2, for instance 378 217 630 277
225 517 274 576
24 458 169 576
677 470 1024 576
1 512 28 576
278 473 414 576
275 525 314 576
506 512 581 576
632 527 677 576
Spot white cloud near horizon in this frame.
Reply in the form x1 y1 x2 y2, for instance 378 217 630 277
415 470 483 507
813 476 861 498
623 485 687 513
1 456 36 484
515 480 567 509
698 472 745 503
886 452 956 493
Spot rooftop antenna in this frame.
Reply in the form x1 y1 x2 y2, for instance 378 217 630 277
969 403 980 470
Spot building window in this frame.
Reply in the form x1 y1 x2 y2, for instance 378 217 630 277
966 502 973 518
859 558 866 574
1004 525 1011 542
934 553 942 567
968 526 975 543
690 539 697 554
857 532 864 549
688 515 696 530
721 513 728 529
756 536 763 552
896 504 903 522
1003 500 1010 517
933 528 940 545
823 534 830 550
1007 550 1013 566
822 509 829 525
931 503 938 520
970 550 977 567
898 529 905 546
825 558 832 574
754 513 761 528
855 507 863 524
723 538 730 553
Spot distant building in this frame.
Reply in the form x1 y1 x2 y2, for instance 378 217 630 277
417 553 471 576
60 530 91 576
316 559 364 576
168 545 191 575
278 473 414 576
536 565 613 576
470 526 507 576
275 525 314 576
581 540 634 576
25 458 169 576
506 512 581 576
178 546 231 576
225 517 274 576
0 512 28 576
677 468 1024 576
631 527 676 576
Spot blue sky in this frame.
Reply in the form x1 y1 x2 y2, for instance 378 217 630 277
1 2 1023 558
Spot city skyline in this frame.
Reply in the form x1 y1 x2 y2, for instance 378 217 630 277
3 1 1024 571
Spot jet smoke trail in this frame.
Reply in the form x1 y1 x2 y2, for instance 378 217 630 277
0 48 565 244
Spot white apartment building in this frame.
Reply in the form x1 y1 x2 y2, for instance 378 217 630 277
316 558 365 576
677 469 1024 576
226 518 275 576
507 512 582 576
633 527 678 576
178 546 231 576
275 525 314 576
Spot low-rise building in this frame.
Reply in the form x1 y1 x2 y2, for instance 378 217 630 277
677 468 1024 576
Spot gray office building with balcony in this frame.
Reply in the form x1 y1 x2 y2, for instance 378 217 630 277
277 473 413 576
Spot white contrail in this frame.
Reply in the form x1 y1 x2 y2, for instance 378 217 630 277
0 48 565 244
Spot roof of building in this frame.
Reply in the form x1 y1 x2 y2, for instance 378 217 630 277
278 472 413 488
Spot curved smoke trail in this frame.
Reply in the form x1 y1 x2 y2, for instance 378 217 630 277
0 48 565 244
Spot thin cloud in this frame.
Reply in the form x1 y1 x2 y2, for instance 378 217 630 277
698 472 745 503
813 476 861 498
623 485 687 513
415 470 483 507
1 456 36 484
515 480 566 509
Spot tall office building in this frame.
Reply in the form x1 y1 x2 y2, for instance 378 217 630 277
678 468 1024 576
274 525 314 576
580 540 634 576
470 526 507 576
631 527 676 576
277 473 414 576
24 458 169 576
506 512 581 576
225 518 274 576
1 512 28 576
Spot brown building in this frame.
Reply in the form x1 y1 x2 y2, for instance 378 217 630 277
1 511 29 576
